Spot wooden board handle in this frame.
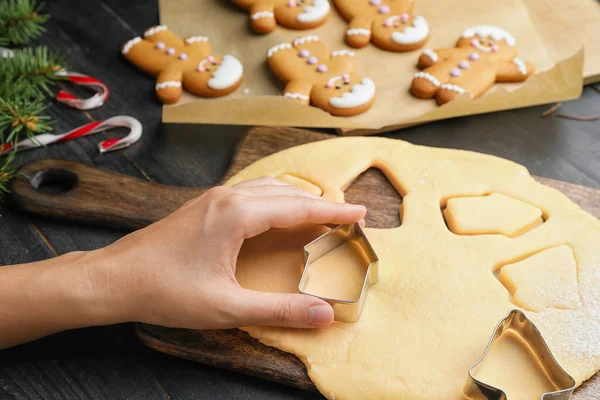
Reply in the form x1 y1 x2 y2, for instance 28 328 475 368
10 159 208 230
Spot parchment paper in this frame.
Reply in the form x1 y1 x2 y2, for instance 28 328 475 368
159 0 584 131
524 0 600 84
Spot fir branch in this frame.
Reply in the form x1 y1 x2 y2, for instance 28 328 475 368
0 0 48 45
0 149 15 197
0 46 64 96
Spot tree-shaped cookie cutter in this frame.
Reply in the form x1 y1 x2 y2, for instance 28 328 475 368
464 309 576 400
299 223 379 323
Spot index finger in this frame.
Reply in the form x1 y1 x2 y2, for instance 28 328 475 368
238 196 366 238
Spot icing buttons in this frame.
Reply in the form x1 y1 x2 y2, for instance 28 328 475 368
308 56 318 65
166 48 176 55
379 5 390 13
459 60 470 69
450 68 461 77
370 0 381 4
299 49 310 58
178 53 188 60
469 52 480 61
317 64 328 73
155 42 165 50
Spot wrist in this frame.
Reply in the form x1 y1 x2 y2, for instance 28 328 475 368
37 249 130 328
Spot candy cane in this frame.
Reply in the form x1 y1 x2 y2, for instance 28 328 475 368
1 116 142 155
55 70 110 110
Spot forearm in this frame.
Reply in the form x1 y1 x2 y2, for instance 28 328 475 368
0 249 130 349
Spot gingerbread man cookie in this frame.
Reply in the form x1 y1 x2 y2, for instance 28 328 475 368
333 0 428 51
267 36 376 116
411 26 535 105
232 0 330 34
122 26 243 104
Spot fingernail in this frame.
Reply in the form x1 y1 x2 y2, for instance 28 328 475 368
307 305 333 326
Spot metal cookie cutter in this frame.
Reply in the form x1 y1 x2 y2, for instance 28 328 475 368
464 309 576 400
298 223 379 323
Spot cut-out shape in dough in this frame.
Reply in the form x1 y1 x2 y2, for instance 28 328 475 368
276 173 323 196
444 193 543 237
344 167 402 228
471 329 559 400
497 245 582 312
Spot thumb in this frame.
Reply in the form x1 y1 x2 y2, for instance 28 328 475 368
230 287 334 329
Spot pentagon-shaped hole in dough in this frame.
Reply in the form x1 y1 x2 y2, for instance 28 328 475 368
276 173 323 196
443 193 544 238
495 245 582 312
343 167 403 229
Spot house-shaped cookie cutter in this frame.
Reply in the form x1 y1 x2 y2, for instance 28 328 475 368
463 309 576 400
299 223 379 323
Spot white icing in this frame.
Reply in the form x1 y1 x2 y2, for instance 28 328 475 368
251 11 274 20
208 55 243 90
391 16 429 45
346 28 371 36
268 43 292 57
441 83 466 94
329 78 375 109
144 25 167 38
422 49 438 63
513 57 527 75
293 35 319 46
122 37 142 55
185 36 209 44
156 81 181 90
297 0 330 23
331 50 355 57
284 92 310 101
413 71 440 87
462 25 516 46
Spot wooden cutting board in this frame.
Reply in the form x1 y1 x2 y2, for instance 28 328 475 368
10 127 600 398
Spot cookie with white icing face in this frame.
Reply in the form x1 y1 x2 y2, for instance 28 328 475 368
411 25 535 105
232 0 330 34
267 36 376 116
122 26 243 104
333 0 429 51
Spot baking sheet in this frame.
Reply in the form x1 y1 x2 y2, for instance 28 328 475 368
159 0 584 130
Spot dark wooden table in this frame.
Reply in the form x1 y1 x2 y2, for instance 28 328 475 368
0 1 598 399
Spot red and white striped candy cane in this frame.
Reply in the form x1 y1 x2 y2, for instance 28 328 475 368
55 70 110 110
1 116 142 155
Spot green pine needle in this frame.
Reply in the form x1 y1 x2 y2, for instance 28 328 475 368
0 46 65 96
0 0 48 45
0 149 15 196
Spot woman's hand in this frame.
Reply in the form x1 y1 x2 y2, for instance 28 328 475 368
99 177 365 330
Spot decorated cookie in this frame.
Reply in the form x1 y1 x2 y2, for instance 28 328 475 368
121 26 243 104
333 0 428 51
267 36 376 116
411 25 535 105
232 0 330 34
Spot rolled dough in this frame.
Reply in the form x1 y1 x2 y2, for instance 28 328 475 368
226 137 600 400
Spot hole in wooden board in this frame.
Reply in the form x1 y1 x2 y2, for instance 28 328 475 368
344 168 402 229
31 168 79 195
